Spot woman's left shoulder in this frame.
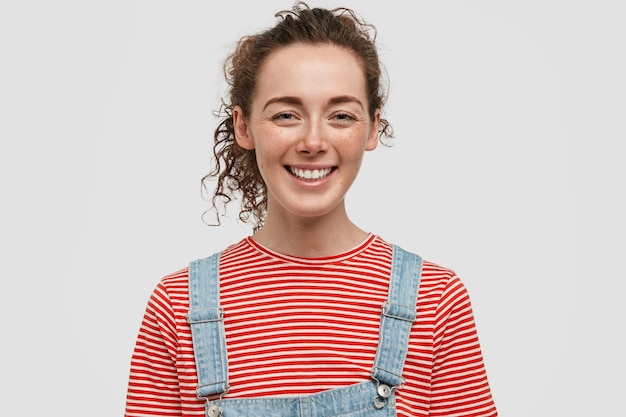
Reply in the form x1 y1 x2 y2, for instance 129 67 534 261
386 241 457 280
387 241 463 295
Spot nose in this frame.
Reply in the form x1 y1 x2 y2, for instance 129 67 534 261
297 121 327 155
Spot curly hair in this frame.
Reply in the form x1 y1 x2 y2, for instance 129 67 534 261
202 1 393 231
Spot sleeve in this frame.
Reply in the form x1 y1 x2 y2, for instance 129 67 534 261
124 282 183 417
430 275 498 417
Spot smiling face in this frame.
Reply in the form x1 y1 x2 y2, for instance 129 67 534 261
233 43 380 224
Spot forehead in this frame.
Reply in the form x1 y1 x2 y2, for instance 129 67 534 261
253 43 367 102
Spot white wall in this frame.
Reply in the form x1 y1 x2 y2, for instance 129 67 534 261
1 1 624 415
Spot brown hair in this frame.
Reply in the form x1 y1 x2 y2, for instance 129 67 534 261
202 1 393 231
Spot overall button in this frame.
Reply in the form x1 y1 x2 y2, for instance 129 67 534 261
207 404 222 417
373 396 387 409
377 384 392 398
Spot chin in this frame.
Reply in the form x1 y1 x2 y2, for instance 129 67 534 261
289 202 344 220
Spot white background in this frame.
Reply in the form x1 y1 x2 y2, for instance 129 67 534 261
1 1 624 415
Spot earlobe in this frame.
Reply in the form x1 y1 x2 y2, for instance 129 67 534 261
365 109 381 151
233 105 255 150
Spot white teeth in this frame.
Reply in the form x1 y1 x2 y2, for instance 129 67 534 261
290 167 332 180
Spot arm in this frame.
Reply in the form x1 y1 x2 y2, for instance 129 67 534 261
125 282 183 417
430 275 498 417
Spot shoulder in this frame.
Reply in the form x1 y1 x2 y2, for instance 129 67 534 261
420 259 459 292
142 267 191 319
158 239 247 290
155 240 246 305
387 242 467 309
387 241 458 290
159 266 190 294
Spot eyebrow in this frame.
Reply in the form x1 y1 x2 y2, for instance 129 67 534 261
263 95 364 111
263 96 302 111
328 95 364 108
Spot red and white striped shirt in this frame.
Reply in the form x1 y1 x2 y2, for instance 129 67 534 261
125 235 497 416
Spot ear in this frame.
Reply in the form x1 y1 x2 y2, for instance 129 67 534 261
233 105 255 150
365 109 381 151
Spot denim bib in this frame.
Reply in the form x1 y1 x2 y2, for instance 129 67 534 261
187 245 422 417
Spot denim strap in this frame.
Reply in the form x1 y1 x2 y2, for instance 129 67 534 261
187 252 229 398
371 245 423 388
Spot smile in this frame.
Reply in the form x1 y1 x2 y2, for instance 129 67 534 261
287 166 334 180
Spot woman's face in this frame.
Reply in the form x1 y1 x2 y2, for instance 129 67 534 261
234 43 380 222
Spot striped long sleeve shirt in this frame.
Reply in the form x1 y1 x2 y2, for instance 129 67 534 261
125 234 497 416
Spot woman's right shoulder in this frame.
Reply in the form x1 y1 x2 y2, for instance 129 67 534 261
157 246 233 290
160 266 190 289
148 267 192 314
153 238 251 300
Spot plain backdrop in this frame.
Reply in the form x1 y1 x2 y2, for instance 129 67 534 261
1 1 624 416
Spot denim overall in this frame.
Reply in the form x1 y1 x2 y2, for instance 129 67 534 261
187 245 422 417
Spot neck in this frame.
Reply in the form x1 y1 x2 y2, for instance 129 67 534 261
251 205 368 258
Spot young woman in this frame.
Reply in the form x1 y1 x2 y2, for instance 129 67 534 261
124 2 498 416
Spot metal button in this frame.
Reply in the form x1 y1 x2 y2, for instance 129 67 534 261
373 396 386 409
207 404 222 417
377 384 392 398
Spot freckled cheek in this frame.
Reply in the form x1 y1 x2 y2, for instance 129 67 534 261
256 159 273 177
343 143 368 162
254 150 281 179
